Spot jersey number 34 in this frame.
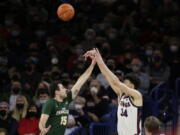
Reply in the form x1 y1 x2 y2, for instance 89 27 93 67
121 108 128 117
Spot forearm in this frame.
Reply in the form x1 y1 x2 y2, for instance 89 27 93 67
76 64 94 88
97 61 120 91
72 63 95 98
39 121 46 131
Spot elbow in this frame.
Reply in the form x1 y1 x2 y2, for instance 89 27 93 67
111 77 120 86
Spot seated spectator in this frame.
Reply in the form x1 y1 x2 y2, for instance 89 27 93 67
146 49 170 89
35 89 50 111
18 104 40 135
71 96 99 127
9 81 22 111
130 58 150 94
12 95 28 121
0 102 18 135
64 115 78 135
0 128 7 135
144 116 163 135
81 79 111 119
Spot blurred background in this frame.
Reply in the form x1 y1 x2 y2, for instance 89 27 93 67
0 0 179 135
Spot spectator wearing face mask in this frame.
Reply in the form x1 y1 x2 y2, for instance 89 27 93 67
9 81 22 111
0 102 18 135
129 58 150 94
82 28 96 51
64 115 78 135
35 89 50 112
82 80 101 112
146 49 170 89
18 104 40 135
164 37 180 89
72 96 99 127
12 95 28 121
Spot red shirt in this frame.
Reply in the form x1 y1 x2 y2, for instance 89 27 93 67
18 118 40 135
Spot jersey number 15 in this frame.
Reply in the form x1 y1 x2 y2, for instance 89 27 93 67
60 116 67 126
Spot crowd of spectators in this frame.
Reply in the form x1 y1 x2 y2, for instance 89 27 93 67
0 0 179 135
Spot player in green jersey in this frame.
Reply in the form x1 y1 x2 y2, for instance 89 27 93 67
39 58 96 135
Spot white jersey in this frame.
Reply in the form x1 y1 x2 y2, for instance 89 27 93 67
117 93 142 135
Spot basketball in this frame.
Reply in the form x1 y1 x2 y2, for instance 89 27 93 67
57 3 75 21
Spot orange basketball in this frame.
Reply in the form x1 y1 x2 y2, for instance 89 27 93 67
57 3 75 21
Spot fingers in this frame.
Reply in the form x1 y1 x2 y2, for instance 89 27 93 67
83 49 97 60
47 125 51 131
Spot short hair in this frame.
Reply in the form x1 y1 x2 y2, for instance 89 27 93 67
144 116 161 133
37 89 50 98
49 82 59 98
124 74 140 89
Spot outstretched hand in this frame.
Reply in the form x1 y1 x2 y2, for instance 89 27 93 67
83 48 103 64
83 48 96 60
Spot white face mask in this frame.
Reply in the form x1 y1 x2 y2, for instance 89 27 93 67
51 58 59 64
74 104 83 110
145 50 153 56
132 65 140 72
90 87 98 94
170 45 178 52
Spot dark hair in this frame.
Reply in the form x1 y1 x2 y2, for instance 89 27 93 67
144 116 161 134
124 74 140 89
27 104 38 112
49 82 59 97
37 89 50 98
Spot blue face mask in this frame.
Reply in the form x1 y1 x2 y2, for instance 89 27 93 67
31 57 39 64
39 100 47 104
145 50 153 56
36 100 47 107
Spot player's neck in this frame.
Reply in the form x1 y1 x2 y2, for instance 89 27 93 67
54 96 63 102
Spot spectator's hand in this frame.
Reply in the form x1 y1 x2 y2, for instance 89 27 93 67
76 108 84 115
40 125 51 135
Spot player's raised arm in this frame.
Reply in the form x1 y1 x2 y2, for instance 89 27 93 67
86 49 142 106
71 57 96 99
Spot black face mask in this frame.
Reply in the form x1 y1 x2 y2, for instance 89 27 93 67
0 110 7 117
26 112 37 118
12 87 20 94
51 72 60 80
153 56 162 62
25 66 32 72
16 104 24 109
107 64 114 70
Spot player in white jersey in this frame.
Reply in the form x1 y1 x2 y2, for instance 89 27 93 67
84 48 143 135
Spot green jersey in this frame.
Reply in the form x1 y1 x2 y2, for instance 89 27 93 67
42 91 72 135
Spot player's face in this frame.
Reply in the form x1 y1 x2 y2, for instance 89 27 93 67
57 84 68 99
